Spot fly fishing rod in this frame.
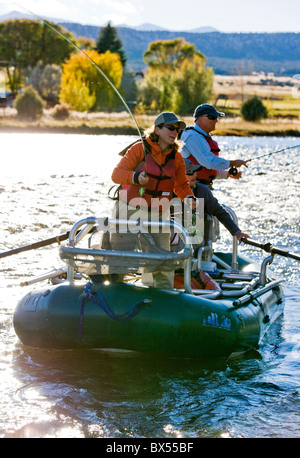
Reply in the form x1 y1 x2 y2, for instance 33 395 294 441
14 3 143 141
14 2 150 194
0 4 150 260
249 144 300 162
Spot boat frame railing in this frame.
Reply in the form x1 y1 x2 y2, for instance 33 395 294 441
60 212 280 296
222 205 239 270
20 208 282 298
64 216 195 294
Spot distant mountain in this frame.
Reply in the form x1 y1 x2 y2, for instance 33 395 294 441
0 11 215 33
58 21 300 76
117 23 169 32
0 10 28 21
117 23 219 33
189 26 219 33
0 9 64 24
1 11 299 75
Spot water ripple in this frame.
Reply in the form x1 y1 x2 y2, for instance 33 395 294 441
0 134 299 438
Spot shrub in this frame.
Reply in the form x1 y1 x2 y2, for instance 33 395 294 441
241 95 268 122
51 103 70 120
14 86 45 120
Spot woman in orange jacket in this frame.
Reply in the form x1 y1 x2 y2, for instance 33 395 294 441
110 112 195 289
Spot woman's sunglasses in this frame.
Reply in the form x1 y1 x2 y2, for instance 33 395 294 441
163 124 181 133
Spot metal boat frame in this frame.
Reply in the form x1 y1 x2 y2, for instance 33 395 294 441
52 208 282 307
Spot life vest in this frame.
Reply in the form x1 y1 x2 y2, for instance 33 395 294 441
184 127 220 184
120 144 176 209
174 271 220 290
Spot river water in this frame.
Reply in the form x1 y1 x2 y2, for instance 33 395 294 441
0 133 299 439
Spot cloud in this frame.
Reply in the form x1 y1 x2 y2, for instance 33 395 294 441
1 0 70 17
75 0 139 26
0 0 141 25
88 0 137 14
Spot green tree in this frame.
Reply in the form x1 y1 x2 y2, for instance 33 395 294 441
139 38 213 114
26 62 62 104
173 54 214 114
143 38 197 69
120 71 138 109
95 22 127 67
0 19 75 92
14 85 45 120
77 36 96 50
241 95 268 121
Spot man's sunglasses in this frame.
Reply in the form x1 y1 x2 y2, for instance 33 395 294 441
203 115 218 120
163 124 181 133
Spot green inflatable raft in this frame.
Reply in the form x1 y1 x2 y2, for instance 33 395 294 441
13 215 284 359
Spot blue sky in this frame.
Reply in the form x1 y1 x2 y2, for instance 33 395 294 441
0 0 299 32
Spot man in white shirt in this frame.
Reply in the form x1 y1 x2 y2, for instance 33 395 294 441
180 104 249 186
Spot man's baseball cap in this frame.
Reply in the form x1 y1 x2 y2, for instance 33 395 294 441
154 112 186 130
194 104 225 120
184 159 202 175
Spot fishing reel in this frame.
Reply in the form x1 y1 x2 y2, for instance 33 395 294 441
228 166 238 177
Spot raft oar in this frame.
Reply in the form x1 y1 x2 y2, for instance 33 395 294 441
0 225 95 260
241 238 300 262
0 232 71 259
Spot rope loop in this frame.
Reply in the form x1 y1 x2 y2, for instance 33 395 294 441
78 282 151 342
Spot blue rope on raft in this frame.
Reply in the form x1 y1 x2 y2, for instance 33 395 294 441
78 282 150 342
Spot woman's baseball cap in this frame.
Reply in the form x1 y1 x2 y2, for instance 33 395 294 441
154 112 186 130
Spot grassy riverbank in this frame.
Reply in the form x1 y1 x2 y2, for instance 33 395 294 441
0 110 299 137
1 74 299 136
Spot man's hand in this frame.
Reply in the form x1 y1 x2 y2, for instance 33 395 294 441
231 159 250 168
235 232 251 244
228 170 242 179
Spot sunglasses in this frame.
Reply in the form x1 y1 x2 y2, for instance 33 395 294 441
203 115 218 120
163 124 181 133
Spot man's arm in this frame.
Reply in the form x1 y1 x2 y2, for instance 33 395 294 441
181 131 230 170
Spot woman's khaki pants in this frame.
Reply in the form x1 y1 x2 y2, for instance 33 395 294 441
109 200 174 290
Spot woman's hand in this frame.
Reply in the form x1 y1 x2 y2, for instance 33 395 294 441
138 171 149 186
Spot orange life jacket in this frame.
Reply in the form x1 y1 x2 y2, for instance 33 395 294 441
120 148 176 209
185 127 220 183
174 271 220 290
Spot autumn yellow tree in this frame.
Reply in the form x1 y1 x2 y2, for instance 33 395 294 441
59 50 123 111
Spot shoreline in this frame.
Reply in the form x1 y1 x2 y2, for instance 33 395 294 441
0 124 299 137
0 112 299 137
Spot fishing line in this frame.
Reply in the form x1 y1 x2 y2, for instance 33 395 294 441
13 2 144 142
12 2 165 198
13 2 151 195
11 4 191 202
249 144 300 162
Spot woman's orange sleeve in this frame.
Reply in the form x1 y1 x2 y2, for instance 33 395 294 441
111 142 145 185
